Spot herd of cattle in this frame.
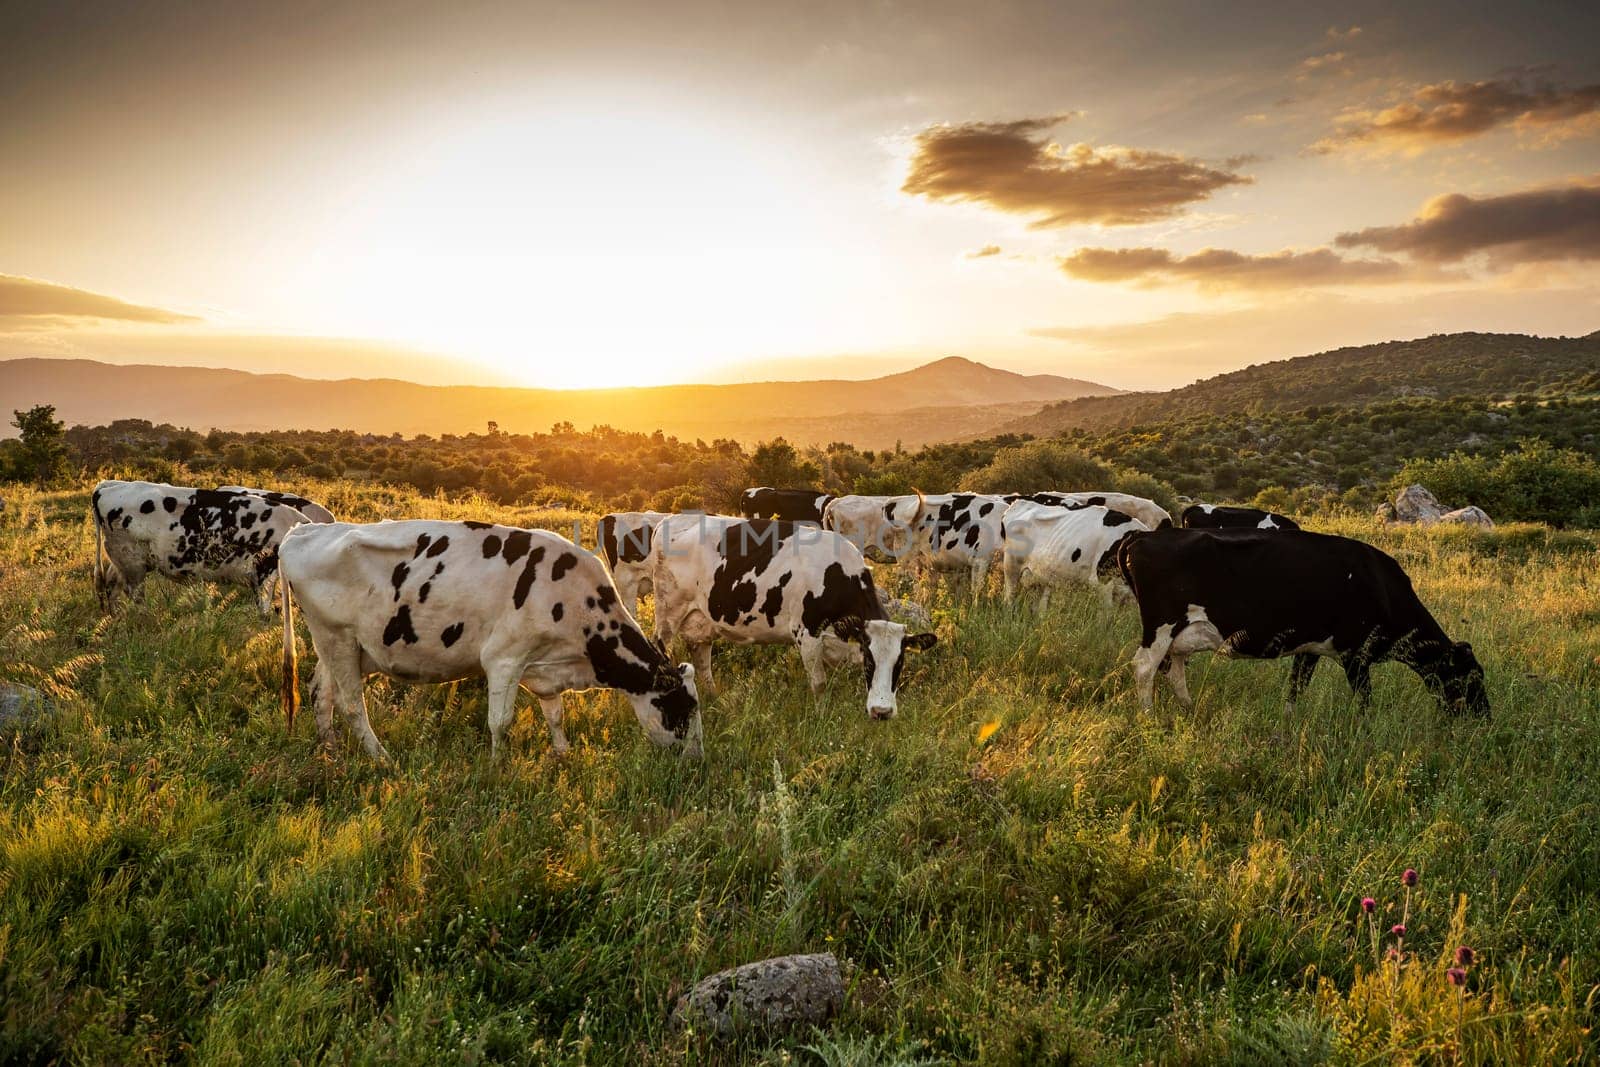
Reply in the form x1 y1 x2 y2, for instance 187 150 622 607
86 478 1489 762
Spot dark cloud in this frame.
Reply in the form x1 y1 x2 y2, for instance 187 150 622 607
0 274 196 324
1313 78 1600 153
902 115 1251 228
1058 246 1412 290
1335 178 1600 265
965 244 1003 259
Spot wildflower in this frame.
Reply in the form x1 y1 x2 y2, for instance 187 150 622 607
1455 945 1476 967
1361 897 1376 913
1402 868 1419 887
1391 924 1406 936
1447 967 1467 987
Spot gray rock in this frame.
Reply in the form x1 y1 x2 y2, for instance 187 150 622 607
1393 485 1445 524
674 952 845 1038
0 683 50 730
875 590 934 629
1439 506 1494 528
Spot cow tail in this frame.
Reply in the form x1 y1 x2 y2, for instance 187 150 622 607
91 503 106 601
279 556 299 734
1115 530 1143 592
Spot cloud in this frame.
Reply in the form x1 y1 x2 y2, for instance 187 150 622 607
1335 177 1600 265
965 244 1003 259
1325 25 1362 41
1296 51 1349 80
1312 78 1600 153
1058 246 1414 290
901 115 1251 228
0 274 197 325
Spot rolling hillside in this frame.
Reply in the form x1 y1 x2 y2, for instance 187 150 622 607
999 331 1600 437
0 355 1116 449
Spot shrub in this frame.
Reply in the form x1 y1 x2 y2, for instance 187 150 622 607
1393 439 1600 527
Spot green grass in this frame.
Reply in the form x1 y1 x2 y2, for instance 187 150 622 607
2 483 1597 1064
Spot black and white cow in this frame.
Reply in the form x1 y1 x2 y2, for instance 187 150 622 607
820 493 927 561
649 515 937 717
739 487 835 524
92 479 313 615
1009 492 1173 531
596 511 671 613
220 486 337 524
1116 527 1489 716
278 520 702 762
909 493 1010 599
1000 500 1151 607
1181 503 1299 531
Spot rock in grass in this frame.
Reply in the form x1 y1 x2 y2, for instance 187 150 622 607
1440 505 1494 528
673 952 845 1038
0 683 51 730
1393 485 1445 524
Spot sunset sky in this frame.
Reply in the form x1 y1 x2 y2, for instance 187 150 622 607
3 0 1599 391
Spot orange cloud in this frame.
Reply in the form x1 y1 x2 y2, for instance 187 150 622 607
0 274 197 325
1313 78 1600 153
965 244 1003 259
1335 177 1600 265
1059 246 1413 290
902 116 1251 228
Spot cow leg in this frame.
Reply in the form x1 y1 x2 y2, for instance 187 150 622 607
253 578 274 618
308 658 339 747
326 648 390 763
1001 554 1022 604
1165 656 1194 711
1131 624 1176 710
1037 585 1052 612
1344 657 1373 708
687 641 716 699
615 573 640 618
797 635 829 694
537 693 569 755
485 667 521 759
1286 654 1319 713
968 558 990 602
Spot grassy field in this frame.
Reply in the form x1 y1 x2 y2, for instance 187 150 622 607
2 481 1598 1064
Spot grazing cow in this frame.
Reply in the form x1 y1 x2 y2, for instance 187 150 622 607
220 486 337 524
1009 492 1173 531
910 493 1010 599
739 487 835 524
1000 501 1151 607
278 520 702 761
820 493 927 561
597 511 671 613
92 479 312 615
1116 528 1489 716
1182 503 1300 531
649 515 937 717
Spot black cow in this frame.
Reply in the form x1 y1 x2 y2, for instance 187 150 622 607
739 487 834 524
1117 528 1488 716
1182 503 1300 530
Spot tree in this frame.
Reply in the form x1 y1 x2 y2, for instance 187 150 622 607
11 405 68 486
748 438 820 488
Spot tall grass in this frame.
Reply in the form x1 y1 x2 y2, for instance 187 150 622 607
1 483 1596 1063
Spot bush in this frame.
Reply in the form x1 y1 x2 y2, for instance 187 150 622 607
1393 439 1600 528
959 440 1114 495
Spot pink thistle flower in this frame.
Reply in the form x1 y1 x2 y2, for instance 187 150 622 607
1455 945 1475 967
1361 897 1376 913
1447 967 1467 986
1391 924 1407 937
1402 868 1419 887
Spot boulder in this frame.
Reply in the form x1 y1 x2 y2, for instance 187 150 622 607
1374 502 1398 525
0 683 51 731
1393 485 1445 524
673 952 845 1038
1439 506 1494 528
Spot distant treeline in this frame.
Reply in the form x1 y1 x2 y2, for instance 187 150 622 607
7 390 1600 526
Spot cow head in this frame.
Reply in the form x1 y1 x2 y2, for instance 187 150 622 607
833 616 937 719
631 661 703 757
1420 641 1490 716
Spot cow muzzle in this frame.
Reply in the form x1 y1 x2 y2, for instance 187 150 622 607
868 705 896 721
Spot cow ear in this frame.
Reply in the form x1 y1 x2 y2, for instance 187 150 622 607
833 616 865 643
905 631 937 652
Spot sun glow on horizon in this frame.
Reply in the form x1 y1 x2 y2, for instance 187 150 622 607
257 91 913 388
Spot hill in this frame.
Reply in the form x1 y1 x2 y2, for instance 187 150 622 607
0 356 1117 449
999 331 1600 437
